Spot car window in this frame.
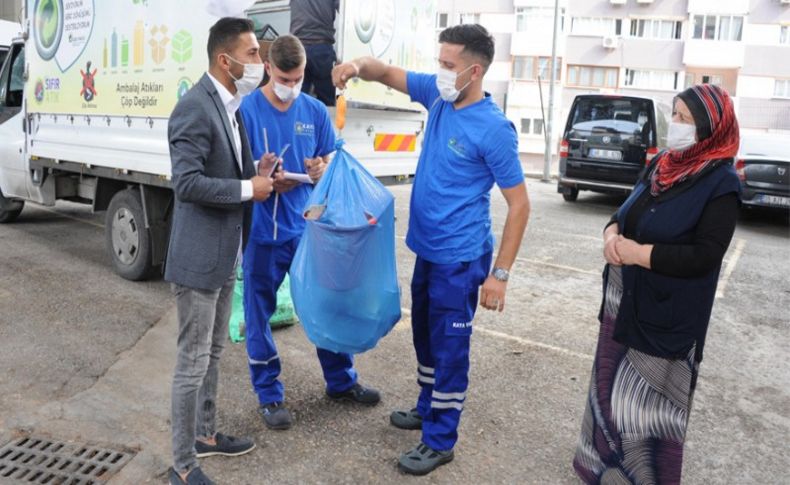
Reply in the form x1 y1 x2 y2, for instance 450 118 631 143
569 98 654 146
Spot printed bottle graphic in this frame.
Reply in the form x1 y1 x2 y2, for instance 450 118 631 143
103 38 108 68
111 28 117 67
121 37 129 67
133 20 145 66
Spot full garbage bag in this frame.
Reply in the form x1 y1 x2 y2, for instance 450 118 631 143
290 141 401 354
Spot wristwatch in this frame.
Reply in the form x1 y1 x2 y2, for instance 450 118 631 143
491 267 510 282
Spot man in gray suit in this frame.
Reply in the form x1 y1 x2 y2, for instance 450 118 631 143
166 17 274 485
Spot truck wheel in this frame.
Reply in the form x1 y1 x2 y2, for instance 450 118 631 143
105 188 154 281
0 188 24 223
562 187 579 202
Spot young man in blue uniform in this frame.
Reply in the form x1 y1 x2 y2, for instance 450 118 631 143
332 25 530 475
239 34 381 431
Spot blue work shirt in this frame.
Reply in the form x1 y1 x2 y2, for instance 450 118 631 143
240 89 336 245
405 72 524 264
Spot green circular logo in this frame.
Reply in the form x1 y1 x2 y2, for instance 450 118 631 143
34 0 63 61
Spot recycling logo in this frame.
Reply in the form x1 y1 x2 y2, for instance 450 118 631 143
34 0 64 61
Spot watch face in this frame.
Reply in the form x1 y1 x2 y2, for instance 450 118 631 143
493 268 509 281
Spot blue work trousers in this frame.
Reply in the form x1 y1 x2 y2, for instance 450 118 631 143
243 238 357 405
410 252 492 451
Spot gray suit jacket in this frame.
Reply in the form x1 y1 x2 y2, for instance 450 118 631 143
165 73 255 290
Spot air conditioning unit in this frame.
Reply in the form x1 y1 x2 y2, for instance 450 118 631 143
610 0 626 5
602 36 619 49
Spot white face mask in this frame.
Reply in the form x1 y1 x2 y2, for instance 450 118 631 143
436 65 474 102
667 121 697 151
273 80 303 103
224 54 264 97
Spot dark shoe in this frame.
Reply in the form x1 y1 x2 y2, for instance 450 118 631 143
169 466 216 485
398 442 454 476
326 383 381 406
390 408 422 430
195 432 255 458
259 402 293 430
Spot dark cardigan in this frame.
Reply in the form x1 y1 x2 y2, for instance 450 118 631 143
601 159 741 362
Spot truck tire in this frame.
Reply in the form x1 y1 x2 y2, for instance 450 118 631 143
562 187 579 202
0 188 24 223
105 188 154 281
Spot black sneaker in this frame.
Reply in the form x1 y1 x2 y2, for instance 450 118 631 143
390 408 422 430
259 402 293 430
169 466 216 485
398 442 454 476
326 383 381 406
194 433 255 458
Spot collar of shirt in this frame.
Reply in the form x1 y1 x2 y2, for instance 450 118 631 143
207 72 242 114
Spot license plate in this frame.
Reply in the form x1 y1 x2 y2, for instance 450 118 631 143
588 148 622 161
757 194 790 207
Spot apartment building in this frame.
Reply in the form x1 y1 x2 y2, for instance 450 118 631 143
439 0 790 161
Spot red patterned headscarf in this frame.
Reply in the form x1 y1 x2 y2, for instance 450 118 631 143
650 84 740 195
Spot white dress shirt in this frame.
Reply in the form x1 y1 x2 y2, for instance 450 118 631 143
207 72 253 201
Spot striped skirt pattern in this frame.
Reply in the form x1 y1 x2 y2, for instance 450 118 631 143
573 266 699 485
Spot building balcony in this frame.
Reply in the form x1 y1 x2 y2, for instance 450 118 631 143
683 39 745 69
511 30 566 57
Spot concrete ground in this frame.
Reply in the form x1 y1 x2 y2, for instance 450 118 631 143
0 179 788 484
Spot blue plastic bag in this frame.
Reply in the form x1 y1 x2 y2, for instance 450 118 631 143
290 141 401 354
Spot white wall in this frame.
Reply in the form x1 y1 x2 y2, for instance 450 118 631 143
686 0 750 15
737 75 778 99
743 23 783 46
480 13 515 33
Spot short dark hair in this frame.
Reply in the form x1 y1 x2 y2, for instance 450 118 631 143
439 24 495 70
269 34 306 72
207 17 256 65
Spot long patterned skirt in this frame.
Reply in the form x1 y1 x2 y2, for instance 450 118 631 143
573 266 699 485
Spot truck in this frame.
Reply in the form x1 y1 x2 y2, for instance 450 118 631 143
0 0 436 280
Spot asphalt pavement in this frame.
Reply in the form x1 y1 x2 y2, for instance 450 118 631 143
0 179 788 484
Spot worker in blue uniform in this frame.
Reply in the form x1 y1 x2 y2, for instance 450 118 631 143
239 34 381 431
332 24 530 475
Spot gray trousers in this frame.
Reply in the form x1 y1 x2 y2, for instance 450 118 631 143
171 270 235 474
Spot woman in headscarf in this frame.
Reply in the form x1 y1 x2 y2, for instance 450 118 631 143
573 84 741 485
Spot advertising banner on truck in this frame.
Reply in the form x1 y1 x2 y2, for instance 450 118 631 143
26 0 217 117
340 0 436 112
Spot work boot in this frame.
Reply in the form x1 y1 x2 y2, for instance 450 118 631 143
259 402 293 430
326 383 381 406
390 408 422 430
398 442 454 475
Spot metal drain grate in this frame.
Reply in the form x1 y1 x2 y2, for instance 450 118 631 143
0 436 135 484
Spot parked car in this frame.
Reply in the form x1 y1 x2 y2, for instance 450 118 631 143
557 94 670 201
736 134 790 211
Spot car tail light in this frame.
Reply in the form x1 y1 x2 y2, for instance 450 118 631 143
559 139 569 158
735 158 746 181
645 146 659 165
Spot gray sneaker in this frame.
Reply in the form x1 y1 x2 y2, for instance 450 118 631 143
390 408 422 430
398 442 454 475
259 402 293 430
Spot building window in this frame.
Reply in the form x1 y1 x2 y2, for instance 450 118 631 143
775 79 790 98
516 6 565 33
567 65 618 88
436 13 449 30
629 19 682 40
692 15 743 41
701 74 722 86
520 118 531 134
780 25 789 45
534 119 544 135
624 69 680 90
570 17 621 36
513 56 562 81
459 13 480 25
